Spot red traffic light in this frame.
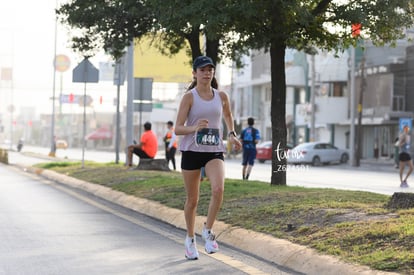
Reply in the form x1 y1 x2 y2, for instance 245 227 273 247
69 93 74 103
352 23 361 37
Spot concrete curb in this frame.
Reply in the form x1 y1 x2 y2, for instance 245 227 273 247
22 165 397 275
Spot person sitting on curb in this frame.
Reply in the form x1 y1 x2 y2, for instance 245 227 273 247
127 121 158 167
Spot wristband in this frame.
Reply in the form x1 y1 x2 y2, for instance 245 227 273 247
228 131 237 138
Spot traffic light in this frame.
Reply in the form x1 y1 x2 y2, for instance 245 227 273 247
99 96 103 104
352 23 361 37
69 93 74 103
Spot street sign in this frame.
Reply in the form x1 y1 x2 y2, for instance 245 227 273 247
72 58 99 83
133 78 153 112
133 78 153 101
60 94 77 104
133 103 153 112
399 118 413 132
60 94 93 105
54 55 70 72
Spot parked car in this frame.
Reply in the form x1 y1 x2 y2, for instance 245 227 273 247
256 141 293 163
287 142 349 166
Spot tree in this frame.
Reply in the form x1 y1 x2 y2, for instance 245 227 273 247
57 0 244 65
57 0 155 60
58 0 414 185
230 0 413 185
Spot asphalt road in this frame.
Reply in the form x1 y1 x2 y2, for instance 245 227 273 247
0 164 294 275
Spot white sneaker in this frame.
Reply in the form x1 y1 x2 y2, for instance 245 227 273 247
202 223 219 254
400 181 409 188
184 236 199 260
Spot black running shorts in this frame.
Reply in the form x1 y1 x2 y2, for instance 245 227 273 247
399 152 412 162
181 151 224 170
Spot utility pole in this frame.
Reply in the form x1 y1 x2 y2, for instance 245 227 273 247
355 55 366 167
350 47 356 166
49 0 58 157
125 44 134 165
310 54 316 141
350 23 362 167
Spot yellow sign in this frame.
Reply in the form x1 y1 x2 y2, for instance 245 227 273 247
54 54 71 72
134 36 191 83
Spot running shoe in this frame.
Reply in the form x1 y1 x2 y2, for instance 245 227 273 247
202 223 219 254
400 181 409 188
184 236 199 260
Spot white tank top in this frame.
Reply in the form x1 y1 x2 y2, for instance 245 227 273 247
179 88 226 152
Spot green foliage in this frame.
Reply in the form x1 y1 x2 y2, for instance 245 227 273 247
57 0 414 74
57 0 155 60
57 0 414 186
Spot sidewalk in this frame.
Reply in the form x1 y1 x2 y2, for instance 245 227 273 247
6 150 398 275
356 158 397 172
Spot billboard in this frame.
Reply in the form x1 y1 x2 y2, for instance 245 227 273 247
133 35 191 83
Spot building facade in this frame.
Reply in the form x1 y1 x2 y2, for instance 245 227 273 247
232 41 414 160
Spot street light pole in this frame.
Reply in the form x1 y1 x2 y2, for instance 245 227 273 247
115 58 122 164
310 54 316 141
355 55 366 167
350 47 356 166
125 43 134 165
49 0 58 157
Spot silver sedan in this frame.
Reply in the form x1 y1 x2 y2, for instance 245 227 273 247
287 142 349 166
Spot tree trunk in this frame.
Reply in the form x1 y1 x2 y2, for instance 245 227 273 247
205 38 220 64
270 41 287 186
185 29 202 60
387 192 414 209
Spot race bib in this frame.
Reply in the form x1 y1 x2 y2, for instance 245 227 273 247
196 128 220 146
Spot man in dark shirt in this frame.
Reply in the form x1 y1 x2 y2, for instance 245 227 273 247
240 117 261 180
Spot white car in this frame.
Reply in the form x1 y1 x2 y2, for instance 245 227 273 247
287 142 349 166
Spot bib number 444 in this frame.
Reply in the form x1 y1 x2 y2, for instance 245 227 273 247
197 128 219 146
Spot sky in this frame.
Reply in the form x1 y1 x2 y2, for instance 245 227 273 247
0 0 85 116
0 0 229 121
0 0 140 119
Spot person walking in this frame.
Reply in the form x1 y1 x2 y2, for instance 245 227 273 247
164 121 177 170
240 117 261 180
394 137 400 169
398 125 413 187
127 122 158 167
175 56 241 260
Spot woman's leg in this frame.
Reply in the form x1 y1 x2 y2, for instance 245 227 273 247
399 161 405 182
171 148 177 170
404 160 414 182
204 159 225 229
127 145 134 166
182 169 201 237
